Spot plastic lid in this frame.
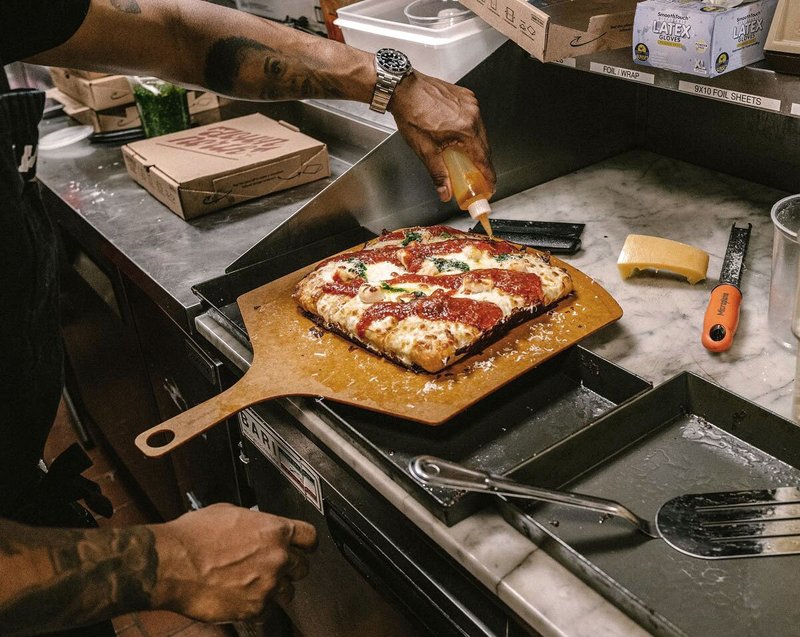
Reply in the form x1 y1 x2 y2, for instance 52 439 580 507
38 125 93 151
467 198 491 220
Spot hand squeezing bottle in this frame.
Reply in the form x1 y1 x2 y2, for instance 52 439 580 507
442 148 493 238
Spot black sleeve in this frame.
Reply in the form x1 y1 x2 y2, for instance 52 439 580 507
0 0 91 64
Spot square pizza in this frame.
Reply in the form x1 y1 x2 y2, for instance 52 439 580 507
293 225 574 373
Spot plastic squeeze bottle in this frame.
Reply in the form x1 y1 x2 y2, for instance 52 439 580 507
442 148 493 238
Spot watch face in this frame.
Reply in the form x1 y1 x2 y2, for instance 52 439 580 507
376 48 412 75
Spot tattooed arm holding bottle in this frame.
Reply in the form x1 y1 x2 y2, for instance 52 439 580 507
27 0 496 200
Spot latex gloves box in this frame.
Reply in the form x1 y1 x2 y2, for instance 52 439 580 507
456 0 639 63
633 0 778 78
122 114 330 220
48 88 221 133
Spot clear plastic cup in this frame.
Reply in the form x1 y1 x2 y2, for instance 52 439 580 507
769 194 800 351
129 76 189 138
403 0 473 27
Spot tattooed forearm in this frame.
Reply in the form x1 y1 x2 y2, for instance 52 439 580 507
205 37 269 95
0 519 158 634
204 36 345 100
110 0 141 14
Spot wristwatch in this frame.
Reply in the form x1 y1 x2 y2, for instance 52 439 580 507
369 48 413 114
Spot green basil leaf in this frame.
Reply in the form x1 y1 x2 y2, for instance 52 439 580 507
431 258 470 273
380 282 411 293
401 231 422 246
346 258 367 279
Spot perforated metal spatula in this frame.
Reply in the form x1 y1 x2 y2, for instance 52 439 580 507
409 455 800 560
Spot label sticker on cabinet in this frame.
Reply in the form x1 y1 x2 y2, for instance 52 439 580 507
589 62 655 84
240 409 323 513
791 104 800 118
678 81 781 112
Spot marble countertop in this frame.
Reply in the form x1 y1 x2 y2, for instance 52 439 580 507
492 150 794 419
197 148 796 637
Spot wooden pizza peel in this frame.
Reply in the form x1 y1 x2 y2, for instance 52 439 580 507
136 255 622 458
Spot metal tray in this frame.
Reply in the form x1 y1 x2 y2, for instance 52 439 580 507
314 346 651 525
498 372 800 637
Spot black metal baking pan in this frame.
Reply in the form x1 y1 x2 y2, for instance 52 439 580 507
497 372 800 637
314 346 651 525
470 219 584 254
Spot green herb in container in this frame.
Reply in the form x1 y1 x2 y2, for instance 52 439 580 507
130 76 190 138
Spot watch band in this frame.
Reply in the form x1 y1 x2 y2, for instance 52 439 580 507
369 49 412 114
370 70 401 114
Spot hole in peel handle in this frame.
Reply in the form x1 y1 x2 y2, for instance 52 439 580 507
134 380 259 458
702 284 742 352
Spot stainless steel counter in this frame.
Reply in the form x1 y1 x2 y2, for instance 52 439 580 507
37 100 391 332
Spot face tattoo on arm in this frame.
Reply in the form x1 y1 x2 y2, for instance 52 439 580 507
204 36 345 100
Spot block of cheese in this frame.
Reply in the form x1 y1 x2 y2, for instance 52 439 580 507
617 234 709 284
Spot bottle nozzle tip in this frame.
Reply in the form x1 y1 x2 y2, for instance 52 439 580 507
467 199 492 220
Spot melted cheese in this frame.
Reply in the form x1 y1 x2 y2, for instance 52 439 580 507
617 234 708 285
364 261 403 282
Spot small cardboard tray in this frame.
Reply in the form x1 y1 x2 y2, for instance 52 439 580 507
315 345 651 525
498 372 800 637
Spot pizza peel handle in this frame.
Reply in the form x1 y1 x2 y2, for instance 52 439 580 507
134 372 289 458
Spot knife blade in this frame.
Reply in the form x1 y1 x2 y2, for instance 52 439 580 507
702 222 752 352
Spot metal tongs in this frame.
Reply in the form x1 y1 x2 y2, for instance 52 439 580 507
409 455 800 559
409 455 657 538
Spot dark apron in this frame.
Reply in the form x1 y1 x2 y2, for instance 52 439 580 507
0 82 114 637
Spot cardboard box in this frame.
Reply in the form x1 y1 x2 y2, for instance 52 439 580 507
48 88 222 133
633 0 778 78
122 114 330 220
457 0 639 63
765 0 800 74
49 67 134 110
64 68 111 80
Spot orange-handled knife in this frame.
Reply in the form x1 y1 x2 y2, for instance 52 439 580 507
702 223 751 352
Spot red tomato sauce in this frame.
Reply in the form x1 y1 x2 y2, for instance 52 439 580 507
321 279 362 297
321 246 404 270
356 290 503 337
463 269 544 306
380 226 465 242
400 239 517 272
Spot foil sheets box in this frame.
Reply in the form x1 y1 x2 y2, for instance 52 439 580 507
122 114 330 220
633 0 778 78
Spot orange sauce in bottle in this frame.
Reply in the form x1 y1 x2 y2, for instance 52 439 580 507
442 148 493 238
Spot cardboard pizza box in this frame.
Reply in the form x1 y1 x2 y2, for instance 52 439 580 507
63 68 111 80
48 88 222 133
122 113 330 220
49 67 134 111
457 0 639 63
